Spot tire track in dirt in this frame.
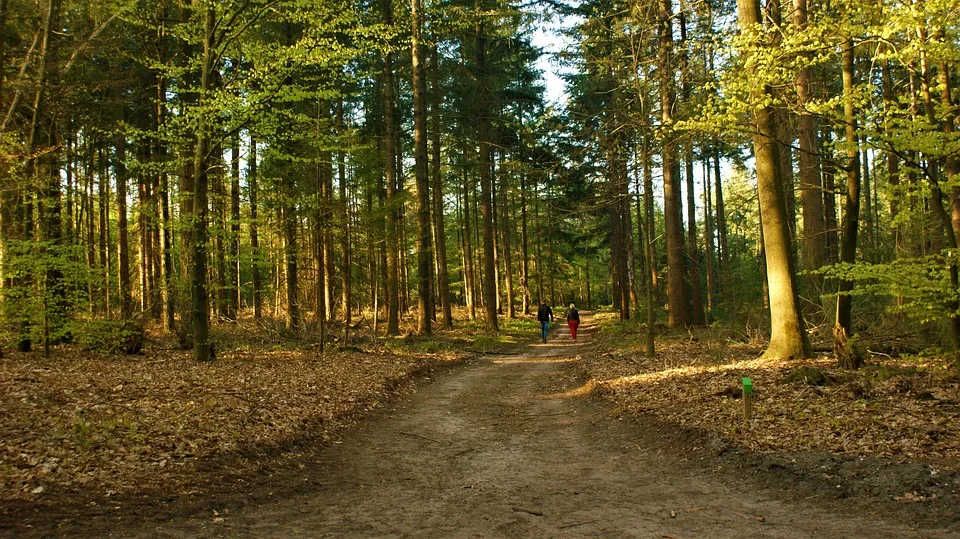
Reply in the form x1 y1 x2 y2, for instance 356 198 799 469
106 317 952 537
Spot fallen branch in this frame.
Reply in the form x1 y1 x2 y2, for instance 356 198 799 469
512 507 544 517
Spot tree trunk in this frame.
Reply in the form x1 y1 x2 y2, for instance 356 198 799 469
249 135 263 319
659 0 690 328
703 156 715 318
499 159 516 318
519 128 531 315
338 84 352 340
383 0 400 335
412 0 433 334
679 9 704 326
476 21 498 332
738 0 811 359
228 134 241 320
462 165 477 320
684 148 704 325
643 133 657 357
429 47 452 328
115 132 133 319
794 0 826 297
834 34 862 369
191 4 215 361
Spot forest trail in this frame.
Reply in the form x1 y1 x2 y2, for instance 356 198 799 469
47 315 948 538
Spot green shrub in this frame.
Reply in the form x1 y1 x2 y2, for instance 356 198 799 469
72 319 144 355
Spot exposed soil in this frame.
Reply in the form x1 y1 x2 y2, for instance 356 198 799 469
4 315 959 537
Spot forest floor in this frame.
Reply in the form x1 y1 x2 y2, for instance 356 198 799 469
1 312 959 537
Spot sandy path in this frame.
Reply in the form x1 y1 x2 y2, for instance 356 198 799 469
93 316 945 538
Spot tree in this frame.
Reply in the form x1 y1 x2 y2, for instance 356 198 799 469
736 0 811 359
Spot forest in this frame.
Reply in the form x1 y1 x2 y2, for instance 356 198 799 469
1 0 959 362
2 0 960 532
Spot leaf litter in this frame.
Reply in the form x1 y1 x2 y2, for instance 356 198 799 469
0 337 468 506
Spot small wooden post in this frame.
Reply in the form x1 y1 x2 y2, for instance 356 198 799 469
742 377 753 423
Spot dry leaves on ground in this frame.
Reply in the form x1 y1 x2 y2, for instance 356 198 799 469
578 313 960 469
0 340 467 504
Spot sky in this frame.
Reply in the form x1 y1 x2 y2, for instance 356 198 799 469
531 17 579 107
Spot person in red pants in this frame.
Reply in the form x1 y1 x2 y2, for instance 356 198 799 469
565 303 580 342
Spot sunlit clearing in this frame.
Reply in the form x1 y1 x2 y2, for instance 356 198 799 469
549 380 596 399
604 356 836 389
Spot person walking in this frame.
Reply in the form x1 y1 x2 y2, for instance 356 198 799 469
566 303 580 342
537 300 554 343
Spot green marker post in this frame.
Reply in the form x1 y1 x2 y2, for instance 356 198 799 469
742 377 753 423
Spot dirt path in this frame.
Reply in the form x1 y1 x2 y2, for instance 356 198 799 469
20 316 957 537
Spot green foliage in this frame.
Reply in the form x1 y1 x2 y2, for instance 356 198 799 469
1 240 91 346
471 334 504 352
813 252 959 325
71 319 145 355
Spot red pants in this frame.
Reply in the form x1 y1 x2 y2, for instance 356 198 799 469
568 320 579 340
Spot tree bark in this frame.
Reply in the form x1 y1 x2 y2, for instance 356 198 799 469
659 0 690 328
249 134 263 319
115 132 133 319
412 0 433 334
338 84 352 340
228 134 241 320
191 4 215 361
834 34 862 369
737 0 811 359
383 0 400 335
794 0 826 297
429 47 452 328
476 21 498 332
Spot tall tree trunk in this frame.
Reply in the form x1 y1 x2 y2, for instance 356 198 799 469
213 143 227 320
819 129 839 264
115 132 133 319
315 128 326 329
880 48 902 255
99 147 111 317
738 0 811 359
190 4 216 360
156 8 175 331
338 84 352 340
383 0 400 335
794 0 826 298
228 134 240 320
684 148 704 324
412 0 433 334
249 135 263 319
282 170 300 332
703 156 715 318
430 47 452 328
659 0 690 327
519 127 531 315
679 7 704 325
321 106 335 322
713 147 728 274
834 34 862 368
499 159 515 318
476 21 498 332
643 133 657 357
462 165 477 320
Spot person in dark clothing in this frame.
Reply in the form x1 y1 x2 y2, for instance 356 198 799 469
565 303 580 342
537 301 554 343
